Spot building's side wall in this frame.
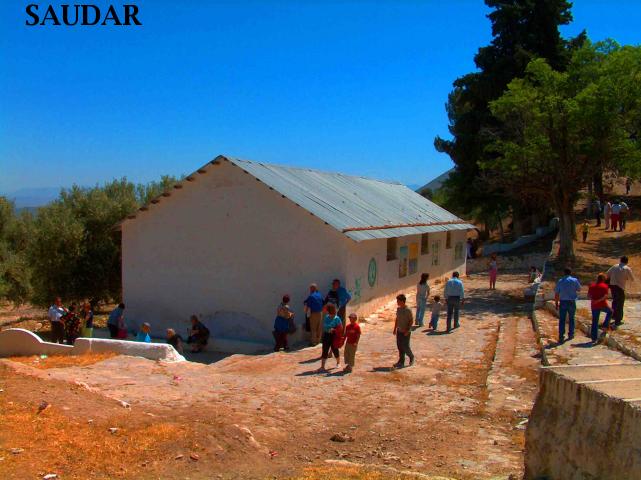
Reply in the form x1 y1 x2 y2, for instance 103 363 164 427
122 161 351 344
344 229 468 318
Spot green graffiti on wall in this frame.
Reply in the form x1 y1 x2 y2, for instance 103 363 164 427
352 277 362 304
367 257 377 287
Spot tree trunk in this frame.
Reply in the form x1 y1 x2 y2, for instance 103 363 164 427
556 196 575 261
594 171 604 200
497 212 505 243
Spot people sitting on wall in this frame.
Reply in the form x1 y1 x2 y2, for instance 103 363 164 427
81 302 94 338
108 303 125 339
136 322 152 343
62 303 81 345
166 328 184 354
273 294 294 352
187 315 210 353
323 279 352 325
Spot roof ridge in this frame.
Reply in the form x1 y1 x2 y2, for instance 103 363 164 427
226 156 403 186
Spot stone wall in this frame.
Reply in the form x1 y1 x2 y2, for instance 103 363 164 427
525 364 641 479
466 252 549 275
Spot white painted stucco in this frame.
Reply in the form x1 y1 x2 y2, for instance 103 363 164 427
121 161 467 351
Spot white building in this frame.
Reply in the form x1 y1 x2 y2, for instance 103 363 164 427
120 155 473 352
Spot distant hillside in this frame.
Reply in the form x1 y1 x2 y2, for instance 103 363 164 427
2 187 61 209
417 169 454 196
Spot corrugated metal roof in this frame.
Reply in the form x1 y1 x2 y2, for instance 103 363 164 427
223 156 474 241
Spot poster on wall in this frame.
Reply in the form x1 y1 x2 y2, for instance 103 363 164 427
399 246 408 278
431 240 440 266
408 243 418 275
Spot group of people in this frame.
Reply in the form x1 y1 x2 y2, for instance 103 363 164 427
47 297 94 345
554 256 635 344
592 198 631 233
47 299 211 354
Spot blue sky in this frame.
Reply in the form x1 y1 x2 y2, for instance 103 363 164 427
1 1 640 194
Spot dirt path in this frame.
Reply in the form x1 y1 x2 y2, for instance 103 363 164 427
1 272 543 480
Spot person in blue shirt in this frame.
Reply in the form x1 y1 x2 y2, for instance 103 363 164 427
304 283 324 346
136 322 151 343
554 268 582 343
107 303 125 338
444 272 465 332
320 303 342 371
324 278 352 325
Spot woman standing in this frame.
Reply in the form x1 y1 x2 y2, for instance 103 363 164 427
604 200 612 231
415 273 430 327
488 253 498 290
320 303 342 371
273 294 294 352
81 302 94 338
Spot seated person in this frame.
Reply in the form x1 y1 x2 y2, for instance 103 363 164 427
187 315 210 353
62 303 81 345
136 322 152 343
166 328 184 354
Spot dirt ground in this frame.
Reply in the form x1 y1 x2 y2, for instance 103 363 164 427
0 272 540 480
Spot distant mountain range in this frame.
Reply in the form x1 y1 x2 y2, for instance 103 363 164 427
2 187 62 210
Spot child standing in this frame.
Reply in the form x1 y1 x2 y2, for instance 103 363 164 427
343 313 361 373
581 221 590 242
320 303 342 371
81 302 94 338
429 295 442 331
136 322 152 343
488 253 498 290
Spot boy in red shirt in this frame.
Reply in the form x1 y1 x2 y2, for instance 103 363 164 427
588 273 612 342
343 313 361 373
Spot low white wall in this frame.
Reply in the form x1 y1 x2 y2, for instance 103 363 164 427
0 329 184 362
482 222 557 256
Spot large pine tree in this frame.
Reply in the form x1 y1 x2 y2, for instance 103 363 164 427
434 0 585 236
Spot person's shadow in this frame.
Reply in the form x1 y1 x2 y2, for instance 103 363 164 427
427 330 449 336
371 366 395 373
299 356 322 365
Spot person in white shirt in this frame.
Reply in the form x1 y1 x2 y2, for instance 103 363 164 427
619 201 629 231
607 256 635 327
444 272 465 332
415 273 430 327
604 201 612 231
47 297 67 344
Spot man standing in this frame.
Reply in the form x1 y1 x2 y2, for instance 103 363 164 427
324 279 352 324
393 294 414 368
619 200 629 231
607 256 635 328
304 283 324 346
610 200 621 232
554 268 582 343
444 271 465 333
47 297 67 344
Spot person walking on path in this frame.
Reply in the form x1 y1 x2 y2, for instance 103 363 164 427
581 221 590 243
415 273 430 327
320 303 342 371
604 200 612 231
273 294 294 352
81 302 94 338
611 200 622 232
554 268 582 343
107 303 125 339
324 279 352 325
607 256 636 328
488 253 498 290
343 313 361 373
47 297 67 344
619 200 629 231
588 273 613 342
444 272 465 332
304 283 324 346
429 295 442 331
393 294 414 368
626 178 632 195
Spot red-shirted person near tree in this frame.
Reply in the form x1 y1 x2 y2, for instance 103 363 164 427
588 273 612 343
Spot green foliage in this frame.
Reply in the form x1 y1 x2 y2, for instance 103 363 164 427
485 42 641 258
1 176 179 306
0 197 33 304
434 0 584 227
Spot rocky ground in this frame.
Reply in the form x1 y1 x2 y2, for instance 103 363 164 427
0 272 541 480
